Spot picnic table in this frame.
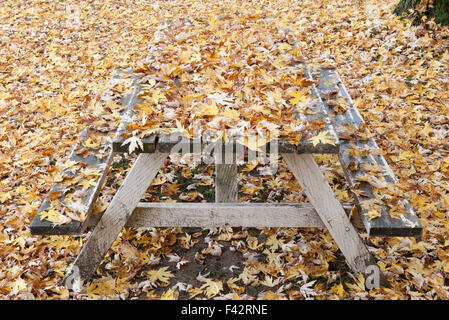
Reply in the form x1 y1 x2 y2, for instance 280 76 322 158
30 20 422 288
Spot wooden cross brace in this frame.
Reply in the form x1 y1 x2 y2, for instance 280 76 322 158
62 152 389 288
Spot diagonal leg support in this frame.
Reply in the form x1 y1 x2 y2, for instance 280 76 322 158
63 152 168 285
282 153 389 287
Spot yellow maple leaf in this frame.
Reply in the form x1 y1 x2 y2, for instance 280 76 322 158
260 275 280 288
86 278 115 299
93 199 109 215
265 234 284 250
9 278 27 293
309 130 336 147
360 198 382 212
200 279 223 298
247 235 263 250
263 291 283 300
346 273 365 292
236 135 270 152
291 45 303 59
40 208 71 225
22 202 39 215
15 185 27 194
441 193 449 210
220 109 240 120
187 287 203 299
78 178 97 190
198 103 218 117
151 175 167 186
241 160 258 172
233 293 243 300
0 191 13 203
141 78 156 90
356 174 388 189
289 88 308 105
146 267 174 286
82 137 101 149
227 277 241 291
160 289 178 300
264 90 286 106
144 89 165 105
81 167 102 179
362 162 384 173
364 209 382 221
329 283 345 298
208 15 218 28
162 183 181 196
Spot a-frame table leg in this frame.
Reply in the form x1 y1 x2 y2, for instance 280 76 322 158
282 153 389 287
63 152 168 285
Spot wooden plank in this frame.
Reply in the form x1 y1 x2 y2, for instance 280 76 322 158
283 153 388 286
63 152 168 284
215 163 238 203
282 34 340 154
125 202 354 228
294 62 340 154
30 69 149 235
315 67 422 237
214 142 238 203
31 128 115 234
144 19 173 64
157 135 333 155
115 21 195 154
30 70 131 235
111 22 175 154
157 133 201 153
111 75 156 154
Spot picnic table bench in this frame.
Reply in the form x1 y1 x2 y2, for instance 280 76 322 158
30 21 422 289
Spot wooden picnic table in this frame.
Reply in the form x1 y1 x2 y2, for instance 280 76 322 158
30 20 422 289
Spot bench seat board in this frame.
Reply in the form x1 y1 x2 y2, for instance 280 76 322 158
30 128 113 235
314 67 422 237
30 71 133 235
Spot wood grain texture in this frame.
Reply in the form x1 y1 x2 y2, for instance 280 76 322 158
283 153 388 286
31 70 150 235
112 63 345 155
315 67 422 237
127 202 353 228
31 128 112 235
215 150 238 203
157 134 201 153
111 74 156 154
63 152 168 283
215 164 238 203
112 22 172 154
295 62 340 154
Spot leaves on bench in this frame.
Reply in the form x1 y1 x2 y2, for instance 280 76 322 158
313 67 422 237
30 72 136 233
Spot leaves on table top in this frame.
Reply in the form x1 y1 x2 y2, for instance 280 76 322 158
309 130 336 147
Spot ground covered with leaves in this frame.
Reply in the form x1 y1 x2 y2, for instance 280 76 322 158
0 0 448 299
